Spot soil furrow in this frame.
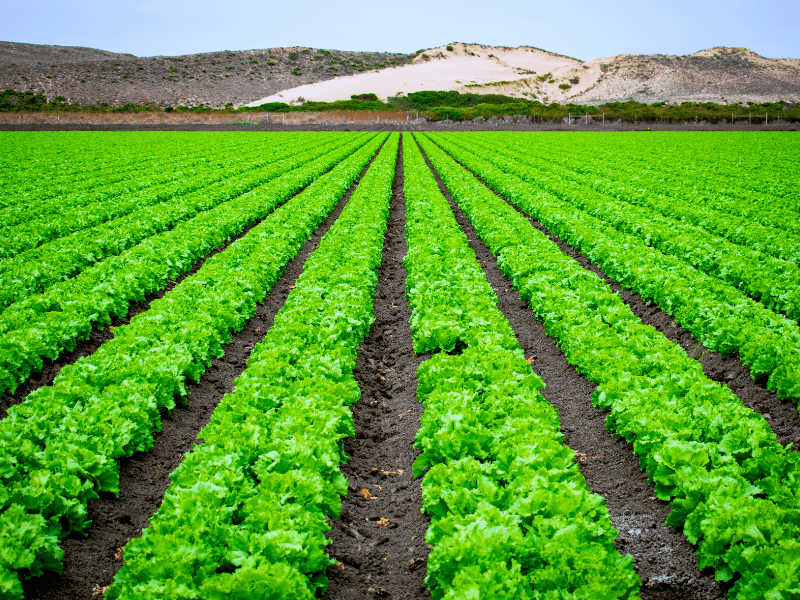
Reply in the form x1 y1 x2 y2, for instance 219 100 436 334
325 137 432 600
1 139 370 419
21 144 383 600
415 137 728 600
433 139 800 450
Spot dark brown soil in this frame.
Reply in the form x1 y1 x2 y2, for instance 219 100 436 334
0 41 413 109
325 137 431 600
20 145 378 600
415 137 730 599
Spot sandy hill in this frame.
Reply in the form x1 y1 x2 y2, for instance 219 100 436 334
2 41 798 108
247 43 800 107
0 41 413 108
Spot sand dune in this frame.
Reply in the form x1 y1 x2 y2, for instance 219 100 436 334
245 43 800 107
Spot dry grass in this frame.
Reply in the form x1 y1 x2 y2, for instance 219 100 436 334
0 110 417 126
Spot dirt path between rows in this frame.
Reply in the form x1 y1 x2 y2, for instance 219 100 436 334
21 143 383 600
325 137 432 600
414 135 729 600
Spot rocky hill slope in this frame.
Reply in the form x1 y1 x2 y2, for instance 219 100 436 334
1 41 798 108
0 41 412 108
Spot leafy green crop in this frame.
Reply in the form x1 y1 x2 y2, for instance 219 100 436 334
403 134 640 599
427 133 800 405
417 132 800 597
0 134 337 309
0 134 388 598
107 133 399 599
448 133 800 320
0 134 373 396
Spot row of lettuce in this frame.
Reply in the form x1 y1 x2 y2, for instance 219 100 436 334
0 134 373 396
0 132 216 206
514 133 799 215
0 133 388 598
417 132 800 597
476 133 800 249
428 133 800 405
0 134 345 311
1 134 241 216
0 134 307 258
3 130 797 598
105 133 400 599
439 134 800 318
403 136 641 598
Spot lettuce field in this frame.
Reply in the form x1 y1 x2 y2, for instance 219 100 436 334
0 131 798 600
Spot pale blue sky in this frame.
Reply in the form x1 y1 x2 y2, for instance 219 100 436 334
4 0 799 60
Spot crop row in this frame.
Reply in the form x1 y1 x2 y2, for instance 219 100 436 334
0 132 236 208
107 133 400 600
417 132 800 597
0 134 349 310
509 133 800 238
427 133 800 406
0 144 173 210
0 134 324 259
479 133 800 262
0 133 388 598
0 133 373 396
442 133 800 319
0 134 248 230
403 135 640 598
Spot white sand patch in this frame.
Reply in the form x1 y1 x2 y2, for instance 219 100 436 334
243 43 592 107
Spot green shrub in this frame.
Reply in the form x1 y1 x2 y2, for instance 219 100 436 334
351 93 379 101
446 45 454 51
559 83 572 90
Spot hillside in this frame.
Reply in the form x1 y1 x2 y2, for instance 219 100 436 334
0 41 413 108
1 41 799 108
247 43 800 107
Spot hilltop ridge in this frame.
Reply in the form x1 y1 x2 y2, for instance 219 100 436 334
1 40 798 108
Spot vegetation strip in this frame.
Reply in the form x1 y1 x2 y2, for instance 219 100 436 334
418 141 727 598
0 133 387 598
416 132 800 597
517 133 800 235
0 134 313 260
0 133 256 240
494 133 800 262
0 133 373 396
0 188 289 419
403 134 639 599
426 133 800 407
449 133 800 318
325 136 432 600
0 134 192 208
22 152 363 600
0 133 343 310
107 133 399 599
